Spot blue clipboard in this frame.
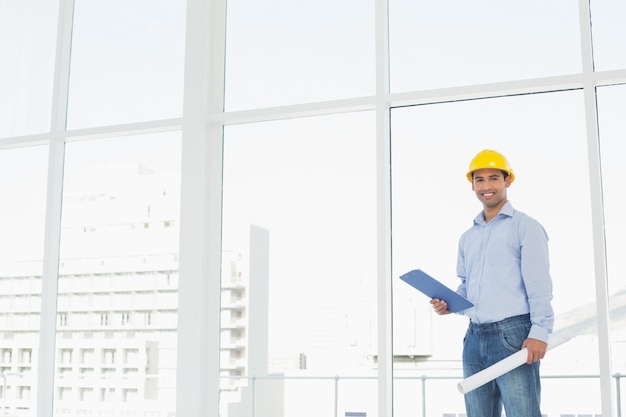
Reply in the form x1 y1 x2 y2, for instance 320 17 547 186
399 269 474 313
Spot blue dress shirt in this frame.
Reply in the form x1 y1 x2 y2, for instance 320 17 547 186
456 201 554 343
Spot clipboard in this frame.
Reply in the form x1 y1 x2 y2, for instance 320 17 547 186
399 269 474 313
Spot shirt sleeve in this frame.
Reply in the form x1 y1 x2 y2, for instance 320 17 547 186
519 217 554 343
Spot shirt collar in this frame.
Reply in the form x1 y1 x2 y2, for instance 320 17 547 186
473 201 514 225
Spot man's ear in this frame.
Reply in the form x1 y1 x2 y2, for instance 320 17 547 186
504 176 512 188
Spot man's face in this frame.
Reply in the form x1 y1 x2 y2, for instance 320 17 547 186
471 168 511 208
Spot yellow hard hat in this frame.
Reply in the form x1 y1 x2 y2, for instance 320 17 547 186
466 149 515 183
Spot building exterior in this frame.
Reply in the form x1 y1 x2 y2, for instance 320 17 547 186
0 166 274 416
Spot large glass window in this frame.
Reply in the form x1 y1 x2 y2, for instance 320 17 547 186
0 0 58 138
389 0 581 93
221 112 378 417
0 145 48 414
66 0 186 129
390 90 599 416
224 0 376 111
3 0 626 415
55 133 181 416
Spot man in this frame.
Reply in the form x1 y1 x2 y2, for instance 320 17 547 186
430 149 554 417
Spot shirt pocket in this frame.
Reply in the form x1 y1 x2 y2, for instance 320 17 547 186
485 225 520 267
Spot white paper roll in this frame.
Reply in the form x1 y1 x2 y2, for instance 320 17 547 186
457 349 528 394
457 332 571 394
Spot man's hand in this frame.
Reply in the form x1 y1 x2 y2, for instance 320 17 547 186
521 338 547 364
430 298 450 315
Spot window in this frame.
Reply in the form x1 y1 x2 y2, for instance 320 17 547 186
3 1 626 416
66 0 186 128
221 112 378 415
389 0 581 92
391 91 600 414
224 0 375 110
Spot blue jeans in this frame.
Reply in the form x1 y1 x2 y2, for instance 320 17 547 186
463 314 542 417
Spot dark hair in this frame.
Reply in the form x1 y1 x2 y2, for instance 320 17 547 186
471 170 509 180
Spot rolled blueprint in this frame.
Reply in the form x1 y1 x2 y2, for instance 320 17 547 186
457 349 529 394
456 290 621 395
457 331 571 394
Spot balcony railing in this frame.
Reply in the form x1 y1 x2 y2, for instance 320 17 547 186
0 371 622 416
221 372 625 417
